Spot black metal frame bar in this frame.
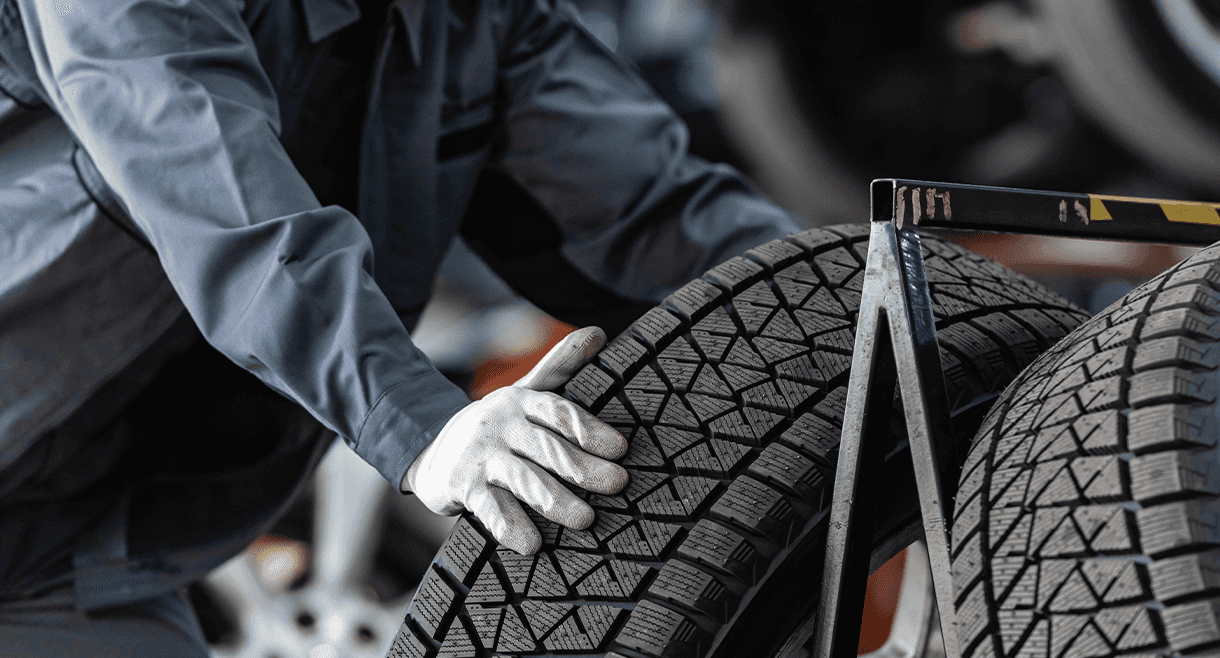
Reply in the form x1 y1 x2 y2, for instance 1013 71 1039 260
812 178 1220 658
872 178 1220 245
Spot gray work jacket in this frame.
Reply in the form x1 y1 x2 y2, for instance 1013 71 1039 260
0 0 798 604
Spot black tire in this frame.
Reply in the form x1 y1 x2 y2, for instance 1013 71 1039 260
392 225 1088 658
950 241 1220 658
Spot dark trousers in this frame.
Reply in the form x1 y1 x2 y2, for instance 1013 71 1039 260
0 587 209 658
0 313 211 655
0 312 326 655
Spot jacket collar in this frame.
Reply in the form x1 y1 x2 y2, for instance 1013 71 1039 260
301 0 361 43
301 0 426 51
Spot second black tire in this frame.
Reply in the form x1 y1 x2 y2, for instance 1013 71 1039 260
392 224 1088 658
951 241 1220 658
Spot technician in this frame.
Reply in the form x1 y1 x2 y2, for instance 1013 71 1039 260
0 0 799 654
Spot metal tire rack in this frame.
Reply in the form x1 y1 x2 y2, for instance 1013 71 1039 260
810 179 1220 658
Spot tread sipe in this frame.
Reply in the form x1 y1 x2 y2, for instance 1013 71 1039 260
950 241 1220 658
393 224 1088 658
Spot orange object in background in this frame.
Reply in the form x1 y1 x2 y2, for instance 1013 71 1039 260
858 546 909 654
247 535 310 589
951 233 1195 280
469 316 576 399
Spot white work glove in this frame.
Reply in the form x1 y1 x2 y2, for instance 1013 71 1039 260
403 326 629 554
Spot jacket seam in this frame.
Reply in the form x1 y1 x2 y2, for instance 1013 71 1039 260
354 379 411 449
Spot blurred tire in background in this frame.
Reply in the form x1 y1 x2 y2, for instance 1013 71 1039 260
712 0 1220 312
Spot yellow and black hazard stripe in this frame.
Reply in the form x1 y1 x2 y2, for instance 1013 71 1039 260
1089 194 1220 226
871 178 1220 246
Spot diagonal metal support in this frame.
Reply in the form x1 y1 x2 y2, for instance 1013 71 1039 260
813 219 962 658
804 174 1220 658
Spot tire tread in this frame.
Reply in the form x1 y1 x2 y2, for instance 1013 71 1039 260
400 226 1086 657
951 247 1220 657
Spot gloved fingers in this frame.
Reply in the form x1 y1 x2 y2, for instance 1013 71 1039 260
517 389 628 460
486 454 597 531
467 485 542 555
513 326 606 391
508 423 628 495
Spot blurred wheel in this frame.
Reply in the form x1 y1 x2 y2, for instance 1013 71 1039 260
1031 0 1220 192
193 440 456 658
713 0 1134 216
713 0 1220 222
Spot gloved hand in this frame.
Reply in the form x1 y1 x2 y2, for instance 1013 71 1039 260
403 326 629 554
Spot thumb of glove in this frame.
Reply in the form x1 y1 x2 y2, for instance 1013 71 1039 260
514 326 606 392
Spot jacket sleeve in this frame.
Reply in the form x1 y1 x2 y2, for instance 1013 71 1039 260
16 0 470 487
480 0 802 310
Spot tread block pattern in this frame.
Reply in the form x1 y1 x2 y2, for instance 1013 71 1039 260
565 363 616 411
633 308 685 351
412 568 458 641
665 279 725 323
600 335 650 381
951 246 1220 657
676 519 764 583
704 256 764 294
401 227 1086 658
617 600 711 658
388 623 431 658
744 238 805 271
709 476 798 546
647 559 738 621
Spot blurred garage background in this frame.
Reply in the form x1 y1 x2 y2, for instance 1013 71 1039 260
194 2 1220 656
